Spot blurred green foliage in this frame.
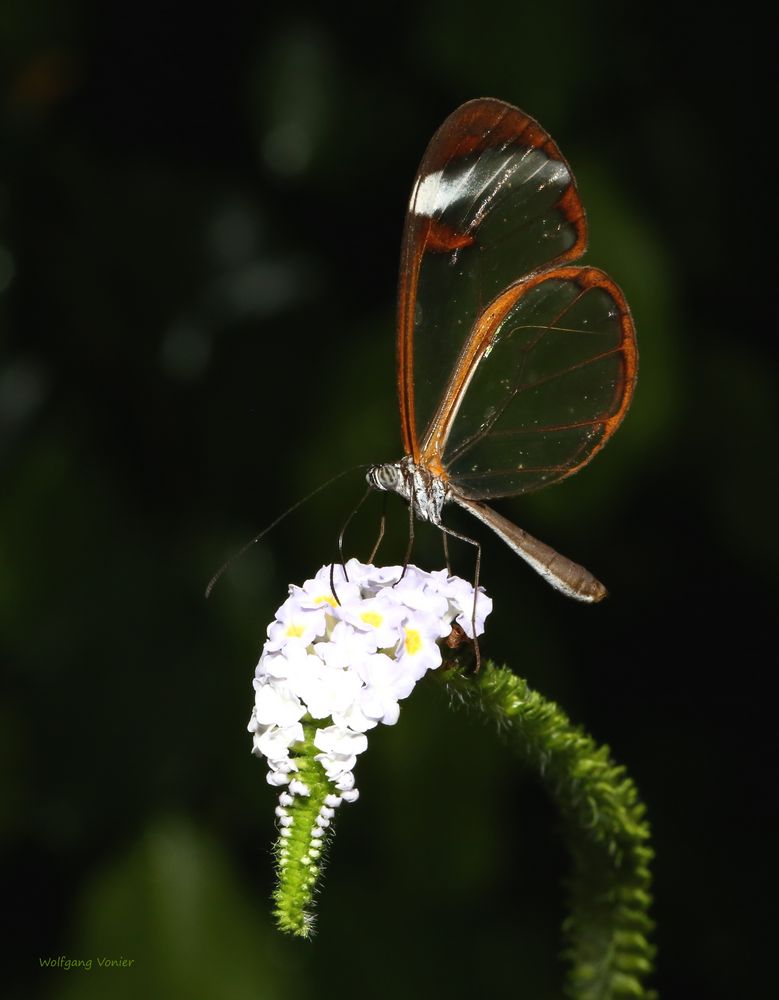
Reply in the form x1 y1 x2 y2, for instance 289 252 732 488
1 2 773 998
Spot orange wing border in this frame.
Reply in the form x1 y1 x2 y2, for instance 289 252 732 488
419 265 638 485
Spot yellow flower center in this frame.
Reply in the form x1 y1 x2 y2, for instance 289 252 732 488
404 627 422 655
286 623 305 638
360 611 383 628
315 594 337 608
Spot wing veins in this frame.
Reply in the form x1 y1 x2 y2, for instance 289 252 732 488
443 282 594 465
507 322 614 336
511 343 623 392
478 416 606 438
454 434 595 488
456 341 621 443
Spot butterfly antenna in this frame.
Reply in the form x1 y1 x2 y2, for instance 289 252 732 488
205 465 369 598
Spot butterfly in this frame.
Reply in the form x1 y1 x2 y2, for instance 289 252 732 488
366 98 637 603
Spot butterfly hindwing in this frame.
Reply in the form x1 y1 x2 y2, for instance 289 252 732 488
421 266 637 498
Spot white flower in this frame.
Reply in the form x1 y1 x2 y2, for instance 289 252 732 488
250 719 304 762
386 568 450 619
331 698 379 734
255 649 290 680
395 612 449 680
314 724 368 779
289 654 363 720
357 652 416 725
253 678 306 727
336 593 407 650
315 621 374 672
430 570 493 638
356 563 405 594
248 561 491 808
339 558 382 586
265 596 328 652
334 769 356 791
291 563 362 611
313 724 369 758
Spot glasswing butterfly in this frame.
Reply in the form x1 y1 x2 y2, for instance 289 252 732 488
366 98 637 603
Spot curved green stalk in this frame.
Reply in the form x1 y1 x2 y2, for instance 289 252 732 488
437 660 656 1000
271 660 656 999
272 720 334 938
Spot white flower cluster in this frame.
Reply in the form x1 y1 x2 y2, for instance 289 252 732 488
248 560 492 805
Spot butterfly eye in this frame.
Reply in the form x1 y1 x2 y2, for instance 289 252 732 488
368 464 404 493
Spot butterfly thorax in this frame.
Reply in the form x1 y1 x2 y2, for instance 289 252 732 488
366 457 449 525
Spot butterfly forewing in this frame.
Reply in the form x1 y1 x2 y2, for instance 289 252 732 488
423 266 636 498
397 99 587 460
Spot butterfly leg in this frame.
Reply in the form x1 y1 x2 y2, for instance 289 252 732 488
367 494 388 564
394 498 415 584
442 530 452 575
437 522 482 672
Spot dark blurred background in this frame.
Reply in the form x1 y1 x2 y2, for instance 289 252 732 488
1 2 774 998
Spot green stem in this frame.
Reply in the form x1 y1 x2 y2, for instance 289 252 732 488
272 720 334 938
437 661 656 1000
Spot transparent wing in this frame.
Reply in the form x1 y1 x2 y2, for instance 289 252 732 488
420 266 637 498
396 98 587 460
